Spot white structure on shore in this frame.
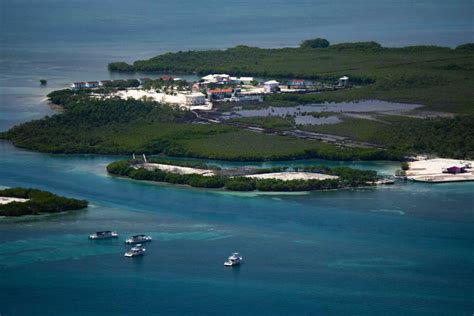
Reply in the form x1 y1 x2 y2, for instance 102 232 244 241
71 82 87 89
264 80 280 93
85 81 100 88
403 158 474 183
231 76 254 84
110 89 212 110
201 74 231 84
0 197 29 205
338 76 349 87
184 92 206 106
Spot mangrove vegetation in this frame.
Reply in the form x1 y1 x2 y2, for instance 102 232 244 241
106 159 378 192
108 39 474 114
1 92 398 161
0 188 88 217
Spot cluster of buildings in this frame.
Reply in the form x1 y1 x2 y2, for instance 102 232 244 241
69 73 351 110
201 74 255 85
70 76 182 90
70 81 102 89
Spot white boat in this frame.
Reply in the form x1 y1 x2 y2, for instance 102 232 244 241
224 252 243 267
89 231 118 239
125 234 152 244
124 244 146 257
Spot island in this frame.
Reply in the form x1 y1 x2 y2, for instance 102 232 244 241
106 157 381 191
0 188 88 217
1 39 472 165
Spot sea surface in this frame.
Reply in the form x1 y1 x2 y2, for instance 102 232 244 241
1 0 474 315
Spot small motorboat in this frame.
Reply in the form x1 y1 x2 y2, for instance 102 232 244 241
125 234 152 244
89 231 118 240
124 244 146 257
224 252 243 267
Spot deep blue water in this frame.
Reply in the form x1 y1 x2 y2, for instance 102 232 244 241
1 1 474 315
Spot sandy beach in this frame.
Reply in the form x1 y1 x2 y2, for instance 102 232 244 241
133 163 340 181
108 89 212 110
405 158 474 183
138 163 216 176
0 197 29 205
244 172 339 181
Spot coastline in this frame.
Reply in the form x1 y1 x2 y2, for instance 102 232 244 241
403 158 474 183
0 187 88 217
107 159 378 192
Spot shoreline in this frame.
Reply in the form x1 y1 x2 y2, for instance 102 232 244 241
403 158 474 183
107 159 378 192
108 172 380 194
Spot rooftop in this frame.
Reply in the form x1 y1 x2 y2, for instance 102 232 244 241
208 88 233 93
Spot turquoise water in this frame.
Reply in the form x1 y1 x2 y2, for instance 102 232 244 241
1 141 473 315
1 0 474 315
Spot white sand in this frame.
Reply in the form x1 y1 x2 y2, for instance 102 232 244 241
0 197 29 205
115 89 185 104
109 89 213 110
244 172 339 181
138 163 216 176
405 158 474 182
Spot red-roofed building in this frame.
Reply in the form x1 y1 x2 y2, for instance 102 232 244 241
444 166 466 174
85 81 100 88
207 88 233 100
70 82 87 89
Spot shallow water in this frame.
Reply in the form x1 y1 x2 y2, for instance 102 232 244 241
223 101 422 125
1 141 473 315
1 0 474 315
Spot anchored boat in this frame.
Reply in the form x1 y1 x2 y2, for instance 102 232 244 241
224 252 243 267
125 234 152 244
124 244 146 257
89 231 118 240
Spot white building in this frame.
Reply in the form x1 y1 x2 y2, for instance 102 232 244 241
338 76 349 87
264 80 280 93
184 92 206 106
201 74 231 84
85 81 100 88
70 82 86 89
230 76 254 84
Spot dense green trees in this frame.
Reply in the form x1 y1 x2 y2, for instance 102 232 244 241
103 79 140 89
106 160 378 192
107 40 474 114
302 115 474 159
224 177 257 191
1 98 194 154
2 92 399 160
300 38 330 49
0 188 88 217
108 62 135 72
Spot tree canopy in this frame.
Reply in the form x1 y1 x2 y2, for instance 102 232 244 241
300 38 330 49
0 188 88 217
